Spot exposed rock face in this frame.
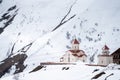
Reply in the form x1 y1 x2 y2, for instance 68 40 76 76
0 54 27 78
0 0 2 4
91 72 106 79
0 5 18 34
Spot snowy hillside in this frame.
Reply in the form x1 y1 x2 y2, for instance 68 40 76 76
0 0 120 79
1 63 120 80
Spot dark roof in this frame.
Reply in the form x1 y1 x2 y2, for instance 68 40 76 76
72 39 79 44
72 53 86 57
69 50 87 57
69 50 81 53
111 48 120 55
102 45 109 50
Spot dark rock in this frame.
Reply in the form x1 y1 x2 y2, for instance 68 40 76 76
92 69 99 73
8 5 16 11
92 72 105 79
30 65 44 73
0 0 2 4
0 54 27 78
0 28 4 34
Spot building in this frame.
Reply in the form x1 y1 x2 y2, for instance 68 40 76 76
60 38 87 63
98 45 113 66
111 48 120 64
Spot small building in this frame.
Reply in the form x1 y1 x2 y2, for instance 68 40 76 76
111 48 120 64
98 45 113 66
60 38 87 63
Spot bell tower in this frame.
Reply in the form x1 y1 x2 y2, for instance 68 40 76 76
98 45 113 66
71 39 79 50
102 45 110 55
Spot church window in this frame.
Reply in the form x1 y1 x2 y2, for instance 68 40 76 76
101 61 103 63
83 60 85 62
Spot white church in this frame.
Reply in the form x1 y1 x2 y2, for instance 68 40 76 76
98 45 113 66
59 38 113 66
60 38 87 63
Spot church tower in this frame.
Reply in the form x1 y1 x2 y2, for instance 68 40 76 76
60 38 87 63
98 45 113 66
71 39 79 51
102 45 110 55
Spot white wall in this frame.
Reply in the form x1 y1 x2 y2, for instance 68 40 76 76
98 56 113 65
61 51 87 63
71 44 79 50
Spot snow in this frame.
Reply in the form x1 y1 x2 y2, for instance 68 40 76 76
0 0 120 62
0 0 120 79
1 63 120 80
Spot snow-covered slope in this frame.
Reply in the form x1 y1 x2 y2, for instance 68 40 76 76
0 0 120 79
1 63 120 80
0 0 95 61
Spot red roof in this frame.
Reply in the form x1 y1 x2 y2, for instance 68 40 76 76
102 45 109 50
69 50 87 57
72 54 86 57
69 50 81 53
72 39 79 44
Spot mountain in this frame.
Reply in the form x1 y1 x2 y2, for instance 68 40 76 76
0 0 120 79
